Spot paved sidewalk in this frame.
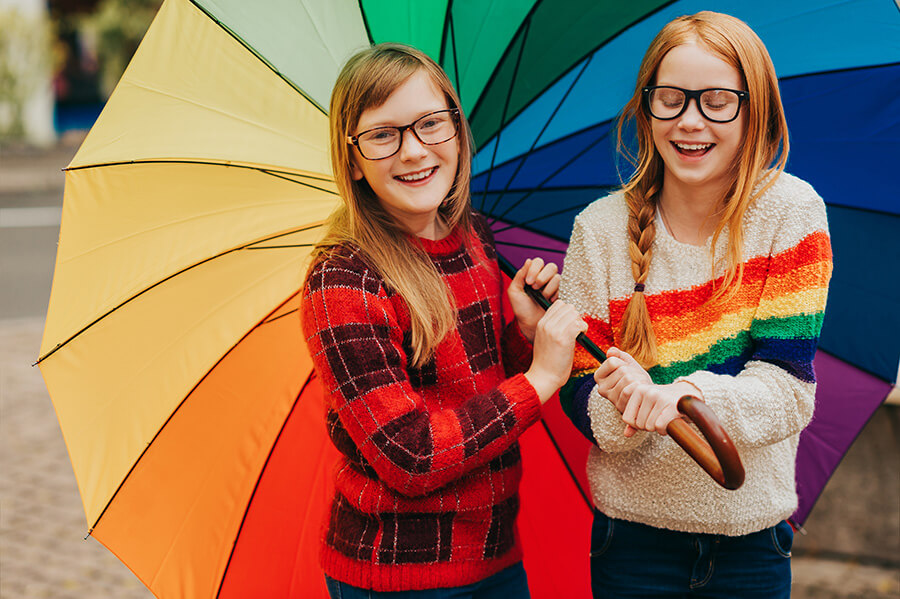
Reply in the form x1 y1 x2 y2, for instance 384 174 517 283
0 317 152 599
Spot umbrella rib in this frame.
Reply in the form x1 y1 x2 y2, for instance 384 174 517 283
476 17 532 213
539 418 593 510
483 51 595 219
493 240 566 254
476 116 616 181
35 224 323 365
466 0 543 123
186 0 327 115
448 3 462 97
492 201 595 235
246 243 316 250
258 169 339 195
261 308 299 325
64 159 337 188
488 131 610 224
214 371 316 599
779 60 900 82
356 0 376 45
469 0 679 140
80 290 305 535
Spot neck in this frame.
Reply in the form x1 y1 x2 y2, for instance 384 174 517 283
659 181 726 246
403 213 448 240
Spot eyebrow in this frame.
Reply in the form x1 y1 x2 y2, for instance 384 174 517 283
356 107 450 131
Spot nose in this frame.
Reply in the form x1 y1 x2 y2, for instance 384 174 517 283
677 97 706 131
398 128 428 161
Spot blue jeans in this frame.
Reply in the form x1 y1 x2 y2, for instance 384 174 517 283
590 510 792 598
324 562 531 599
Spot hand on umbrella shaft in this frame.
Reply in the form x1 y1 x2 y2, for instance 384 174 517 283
507 257 559 342
524 300 587 403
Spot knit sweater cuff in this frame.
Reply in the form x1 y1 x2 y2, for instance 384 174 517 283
502 320 534 375
500 373 542 431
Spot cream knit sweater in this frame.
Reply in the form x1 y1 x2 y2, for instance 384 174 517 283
559 173 832 536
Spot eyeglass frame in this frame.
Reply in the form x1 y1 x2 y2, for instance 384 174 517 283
347 108 461 160
641 86 749 123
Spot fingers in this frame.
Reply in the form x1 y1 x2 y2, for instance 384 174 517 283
620 384 681 436
526 300 587 402
539 300 587 338
520 257 560 300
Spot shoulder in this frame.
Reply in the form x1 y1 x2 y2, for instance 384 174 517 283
570 191 629 249
744 172 829 254
303 243 386 298
574 191 628 230
747 172 827 230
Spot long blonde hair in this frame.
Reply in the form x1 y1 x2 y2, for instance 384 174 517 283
315 43 475 367
616 11 788 367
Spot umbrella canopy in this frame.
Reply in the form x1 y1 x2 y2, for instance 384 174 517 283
40 0 899 597
39 1 591 597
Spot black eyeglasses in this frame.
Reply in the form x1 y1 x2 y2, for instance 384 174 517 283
642 86 749 123
347 108 460 160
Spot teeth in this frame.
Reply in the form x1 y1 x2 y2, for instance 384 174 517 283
397 167 436 182
675 143 712 151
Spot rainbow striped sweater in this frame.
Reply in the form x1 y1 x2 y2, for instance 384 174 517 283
559 173 832 536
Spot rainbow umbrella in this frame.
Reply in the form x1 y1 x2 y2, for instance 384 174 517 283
38 1 591 597
39 1 899 598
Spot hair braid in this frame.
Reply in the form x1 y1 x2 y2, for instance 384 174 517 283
620 187 660 367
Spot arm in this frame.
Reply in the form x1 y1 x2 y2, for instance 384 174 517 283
680 223 832 448
558 207 651 452
301 252 542 498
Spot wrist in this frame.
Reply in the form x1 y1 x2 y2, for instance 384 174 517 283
670 380 704 402
517 320 536 343
523 369 562 404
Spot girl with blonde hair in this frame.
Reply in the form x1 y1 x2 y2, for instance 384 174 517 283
559 12 832 597
301 43 586 598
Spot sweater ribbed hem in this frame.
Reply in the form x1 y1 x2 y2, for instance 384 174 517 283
321 546 523 591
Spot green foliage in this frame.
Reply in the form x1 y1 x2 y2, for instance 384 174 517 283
82 0 162 95
0 8 52 142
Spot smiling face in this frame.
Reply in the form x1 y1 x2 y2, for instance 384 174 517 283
651 42 747 200
349 70 459 238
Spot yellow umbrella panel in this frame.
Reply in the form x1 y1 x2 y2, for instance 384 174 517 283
38 0 349 595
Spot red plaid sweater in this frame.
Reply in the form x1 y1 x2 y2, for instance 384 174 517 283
300 219 541 591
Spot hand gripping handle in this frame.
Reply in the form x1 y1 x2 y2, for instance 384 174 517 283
667 396 745 490
496 256 745 490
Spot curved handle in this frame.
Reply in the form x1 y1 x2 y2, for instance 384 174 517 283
494 256 745 490
667 395 745 490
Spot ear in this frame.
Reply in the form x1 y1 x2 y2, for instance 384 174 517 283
349 154 365 181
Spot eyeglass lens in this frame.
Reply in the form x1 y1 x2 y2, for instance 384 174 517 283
356 111 458 159
647 88 742 122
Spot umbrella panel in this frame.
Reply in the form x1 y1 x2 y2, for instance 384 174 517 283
794 351 892 524
92 293 315 598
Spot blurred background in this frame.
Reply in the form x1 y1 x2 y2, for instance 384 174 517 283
0 1 897 598
1 0 161 148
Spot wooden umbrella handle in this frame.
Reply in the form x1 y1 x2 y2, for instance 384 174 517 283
667 395 745 490
494 256 744 490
